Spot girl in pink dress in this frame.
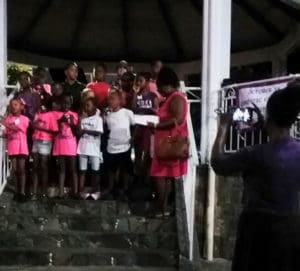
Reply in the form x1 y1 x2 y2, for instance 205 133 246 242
1 98 30 200
31 106 57 199
52 95 79 198
148 67 188 217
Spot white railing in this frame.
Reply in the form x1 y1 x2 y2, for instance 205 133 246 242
0 85 16 195
0 136 9 195
180 81 200 260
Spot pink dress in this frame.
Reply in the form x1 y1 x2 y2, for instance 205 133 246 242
32 112 55 141
52 111 78 156
4 115 30 156
150 91 188 178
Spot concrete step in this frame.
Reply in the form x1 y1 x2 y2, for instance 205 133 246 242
0 230 178 251
0 247 178 267
0 199 153 217
0 266 178 271
0 214 176 233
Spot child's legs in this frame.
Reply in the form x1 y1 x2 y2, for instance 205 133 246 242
90 156 101 192
37 140 52 194
57 156 66 196
16 157 27 194
105 153 119 194
32 152 39 194
39 155 50 194
119 150 133 193
10 157 17 192
78 155 88 192
66 156 78 194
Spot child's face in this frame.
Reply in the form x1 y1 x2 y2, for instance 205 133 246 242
34 71 47 85
108 93 121 110
136 76 147 90
152 61 162 76
65 65 78 81
117 66 127 77
94 66 106 82
84 100 96 115
82 90 95 101
52 84 63 97
19 74 31 89
62 97 72 112
10 100 22 115
121 75 133 90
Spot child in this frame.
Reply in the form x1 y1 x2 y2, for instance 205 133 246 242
111 60 129 91
32 67 52 110
62 63 85 112
120 72 136 110
31 105 56 199
52 95 79 198
50 82 64 111
87 63 110 111
77 97 103 200
133 72 158 175
1 98 30 201
16 71 39 121
104 91 135 200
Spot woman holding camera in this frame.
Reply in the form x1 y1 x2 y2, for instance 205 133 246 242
211 82 300 271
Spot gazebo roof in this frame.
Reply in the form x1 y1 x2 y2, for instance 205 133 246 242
7 0 300 63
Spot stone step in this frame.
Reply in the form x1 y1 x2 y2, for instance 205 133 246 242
0 230 178 251
0 266 178 271
0 247 178 267
0 199 153 217
0 214 176 233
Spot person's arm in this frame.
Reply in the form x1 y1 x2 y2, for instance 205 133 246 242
153 96 159 111
153 95 185 130
32 120 56 134
1 117 29 133
211 113 253 176
211 113 231 163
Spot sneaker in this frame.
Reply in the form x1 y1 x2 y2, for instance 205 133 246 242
80 192 90 200
90 192 101 200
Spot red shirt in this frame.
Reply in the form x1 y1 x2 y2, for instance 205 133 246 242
87 81 110 109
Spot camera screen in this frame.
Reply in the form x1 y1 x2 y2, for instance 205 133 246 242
233 108 251 123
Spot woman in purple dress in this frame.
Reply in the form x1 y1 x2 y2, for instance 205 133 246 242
211 82 300 271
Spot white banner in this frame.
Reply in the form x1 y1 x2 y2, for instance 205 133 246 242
238 81 290 110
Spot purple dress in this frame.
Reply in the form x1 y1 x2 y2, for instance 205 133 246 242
212 137 300 271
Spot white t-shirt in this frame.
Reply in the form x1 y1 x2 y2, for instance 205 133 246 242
106 108 135 154
77 114 103 157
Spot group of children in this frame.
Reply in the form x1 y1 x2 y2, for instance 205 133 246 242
0 60 163 201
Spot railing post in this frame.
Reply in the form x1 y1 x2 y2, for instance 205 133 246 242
0 0 7 195
202 0 232 261
0 0 7 96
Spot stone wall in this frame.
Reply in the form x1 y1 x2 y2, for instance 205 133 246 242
195 166 243 260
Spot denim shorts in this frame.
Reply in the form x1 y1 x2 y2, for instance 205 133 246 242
32 140 52 155
79 155 101 171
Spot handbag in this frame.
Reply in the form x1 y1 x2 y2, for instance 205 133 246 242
155 121 189 160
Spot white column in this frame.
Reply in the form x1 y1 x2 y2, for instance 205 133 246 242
0 0 7 96
201 0 232 261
